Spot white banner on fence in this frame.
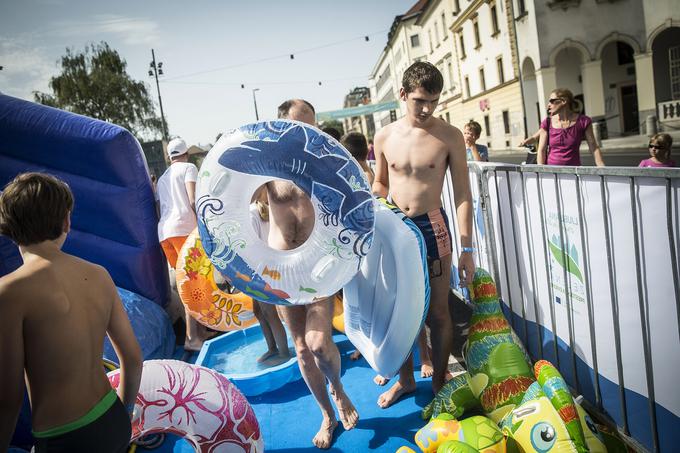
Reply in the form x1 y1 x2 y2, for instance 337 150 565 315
448 163 680 452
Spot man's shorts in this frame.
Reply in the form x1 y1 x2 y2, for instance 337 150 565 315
411 207 452 277
33 390 131 453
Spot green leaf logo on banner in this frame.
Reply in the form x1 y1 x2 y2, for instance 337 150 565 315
547 238 583 283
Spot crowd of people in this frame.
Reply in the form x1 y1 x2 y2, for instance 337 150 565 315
0 59 676 453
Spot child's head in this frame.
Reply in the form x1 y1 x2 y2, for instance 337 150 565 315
402 61 444 95
649 133 673 161
464 121 482 144
341 132 369 162
0 172 73 246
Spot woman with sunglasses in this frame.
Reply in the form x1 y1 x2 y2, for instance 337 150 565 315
639 133 675 167
536 88 605 167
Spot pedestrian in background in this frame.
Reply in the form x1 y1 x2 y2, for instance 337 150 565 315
639 133 675 167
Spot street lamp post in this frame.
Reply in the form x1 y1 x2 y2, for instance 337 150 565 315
252 88 260 121
149 49 169 141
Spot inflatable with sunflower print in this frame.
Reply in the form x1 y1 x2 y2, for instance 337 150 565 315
176 229 257 331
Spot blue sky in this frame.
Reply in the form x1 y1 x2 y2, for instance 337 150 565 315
1 0 416 145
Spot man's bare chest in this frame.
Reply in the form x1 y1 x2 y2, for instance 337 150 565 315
384 138 448 175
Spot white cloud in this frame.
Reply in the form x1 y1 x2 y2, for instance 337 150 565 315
0 39 58 100
43 14 161 46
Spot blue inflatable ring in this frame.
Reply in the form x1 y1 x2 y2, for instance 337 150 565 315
196 120 375 305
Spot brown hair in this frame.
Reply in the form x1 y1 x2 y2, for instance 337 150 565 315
0 172 73 246
650 133 673 160
402 61 444 95
341 132 369 161
551 88 579 112
465 120 482 137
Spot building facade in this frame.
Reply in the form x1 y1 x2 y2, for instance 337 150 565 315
342 86 376 138
369 0 680 149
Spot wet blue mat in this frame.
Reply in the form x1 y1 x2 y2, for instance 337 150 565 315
149 333 431 452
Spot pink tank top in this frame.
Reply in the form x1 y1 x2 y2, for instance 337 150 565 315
541 114 592 166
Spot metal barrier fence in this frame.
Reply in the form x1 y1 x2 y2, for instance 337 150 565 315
441 163 680 453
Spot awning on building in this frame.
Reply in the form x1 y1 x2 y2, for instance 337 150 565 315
316 100 399 121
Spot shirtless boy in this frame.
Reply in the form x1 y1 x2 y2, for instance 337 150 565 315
269 100 358 449
372 61 475 408
0 173 142 452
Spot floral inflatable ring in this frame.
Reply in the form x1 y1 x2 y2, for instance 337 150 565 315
108 359 263 453
176 229 257 331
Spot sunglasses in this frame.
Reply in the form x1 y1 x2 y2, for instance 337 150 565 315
649 144 665 150
548 98 562 104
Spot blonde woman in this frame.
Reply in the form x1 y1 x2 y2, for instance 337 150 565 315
537 88 605 167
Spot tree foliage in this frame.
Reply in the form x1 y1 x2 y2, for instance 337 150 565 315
34 42 163 140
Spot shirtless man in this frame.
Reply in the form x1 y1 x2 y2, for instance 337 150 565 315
269 99 358 449
0 172 142 452
372 62 475 408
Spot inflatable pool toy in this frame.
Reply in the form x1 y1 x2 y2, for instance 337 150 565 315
332 293 345 333
423 268 533 423
196 120 375 305
196 323 302 397
176 230 258 331
108 359 263 453
418 269 629 453
0 94 168 306
415 414 506 453
342 198 429 378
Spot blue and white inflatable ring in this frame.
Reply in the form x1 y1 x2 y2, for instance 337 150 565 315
196 120 375 305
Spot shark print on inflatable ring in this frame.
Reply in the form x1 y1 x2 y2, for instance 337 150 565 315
196 120 375 305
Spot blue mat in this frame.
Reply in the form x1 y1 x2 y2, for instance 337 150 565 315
146 333 431 452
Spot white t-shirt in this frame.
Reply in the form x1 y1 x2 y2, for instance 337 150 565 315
156 162 198 241
249 203 270 241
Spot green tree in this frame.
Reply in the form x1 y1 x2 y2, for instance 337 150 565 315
34 42 163 140
319 119 345 136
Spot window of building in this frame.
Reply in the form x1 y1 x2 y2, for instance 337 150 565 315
441 13 447 39
435 23 441 45
479 67 486 91
490 3 500 35
410 34 420 48
484 115 491 136
447 60 454 91
428 30 434 53
502 110 510 134
473 19 481 49
459 33 466 58
617 42 634 65
671 45 680 100
465 76 471 97
497 56 505 84
453 0 461 14
517 0 527 15
446 112 451 123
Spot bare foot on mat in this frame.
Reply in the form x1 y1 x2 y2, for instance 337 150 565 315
329 386 359 430
373 375 389 386
377 379 416 408
312 417 338 449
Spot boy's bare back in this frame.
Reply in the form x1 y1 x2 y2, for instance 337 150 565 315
0 250 131 432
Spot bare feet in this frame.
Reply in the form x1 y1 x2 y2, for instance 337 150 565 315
420 360 434 378
377 379 416 408
329 385 359 430
262 352 291 367
373 375 389 386
312 417 338 449
349 350 362 360
184 338 204 352
257 348 279 363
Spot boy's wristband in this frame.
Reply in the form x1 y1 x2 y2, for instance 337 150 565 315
461 247 475 254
